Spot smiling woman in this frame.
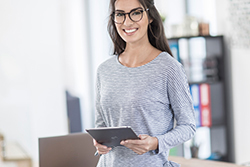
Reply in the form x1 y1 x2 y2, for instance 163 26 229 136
108 0 172 57
93 0 196 167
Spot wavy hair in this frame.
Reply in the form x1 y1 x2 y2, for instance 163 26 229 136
108 0 173 57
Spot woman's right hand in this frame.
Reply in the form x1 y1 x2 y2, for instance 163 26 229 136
93 139 112 155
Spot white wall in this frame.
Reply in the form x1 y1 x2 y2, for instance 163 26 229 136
0 0 68 165
87 0 111 70
216 0 250 164
231 48 250 164
61 0 93 130
155 0 186 25
0 0 112 165
60 0 112 130
86 0 112 129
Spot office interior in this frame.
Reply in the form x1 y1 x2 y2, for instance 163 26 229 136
0 0 249 166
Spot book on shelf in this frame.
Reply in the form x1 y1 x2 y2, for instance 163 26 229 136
169 40 181 62
178 38 190 78
189 83 212 127
188 37 206 82
189 84 201 127
199 83 212 127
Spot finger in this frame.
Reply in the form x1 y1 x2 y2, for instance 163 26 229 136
97 146 112 153
129 146 148 155
120 140 125 145
97 145 111 151
93 139 104 147
139 134 148 140
94 141 107 148
123 140 151 154
97 147 111 152
122 141 148 153
94 142 112 151
98 150 110 155
122 139 142 145
122 144 148 155
121 141 145 152
93 139 98 146
121 140 132 147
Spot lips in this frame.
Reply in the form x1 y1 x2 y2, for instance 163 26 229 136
123 28 138 35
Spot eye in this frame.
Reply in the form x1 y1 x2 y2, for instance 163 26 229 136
131 10 142 16
115 12 124 17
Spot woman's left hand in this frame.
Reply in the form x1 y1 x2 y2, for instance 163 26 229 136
120 134 158 155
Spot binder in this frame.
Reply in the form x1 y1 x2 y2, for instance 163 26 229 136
169 40 181 62
199 84 212 127
189 37 206 82
189 84 201 127
178 38 190 79
189 37 206 59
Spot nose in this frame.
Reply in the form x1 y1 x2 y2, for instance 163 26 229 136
123 14 134 26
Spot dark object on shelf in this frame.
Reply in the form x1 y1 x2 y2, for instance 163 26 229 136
66 91 82 133
191 146 199 158
202 56 220 82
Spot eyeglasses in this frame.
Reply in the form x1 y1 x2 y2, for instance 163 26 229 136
112 7 149 24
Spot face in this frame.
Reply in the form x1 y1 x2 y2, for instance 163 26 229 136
114 0 150 45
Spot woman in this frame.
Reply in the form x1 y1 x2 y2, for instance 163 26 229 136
93 0 196 166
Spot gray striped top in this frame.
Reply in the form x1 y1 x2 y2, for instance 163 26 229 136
95 52 196 167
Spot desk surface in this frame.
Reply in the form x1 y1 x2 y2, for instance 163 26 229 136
169 156 243 167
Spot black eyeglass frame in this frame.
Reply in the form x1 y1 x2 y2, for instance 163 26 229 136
111 7 149 24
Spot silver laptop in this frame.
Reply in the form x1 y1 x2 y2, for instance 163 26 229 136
39 133 99 167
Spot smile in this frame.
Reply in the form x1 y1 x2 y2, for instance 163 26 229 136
124 28 138 34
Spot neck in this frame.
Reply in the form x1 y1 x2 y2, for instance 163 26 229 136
119 38 157 67
122 45 154 67
126 41 153 56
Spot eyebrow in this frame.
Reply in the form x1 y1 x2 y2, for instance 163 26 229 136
115 7 142 12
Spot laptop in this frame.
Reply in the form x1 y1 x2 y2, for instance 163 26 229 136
39 133 99 167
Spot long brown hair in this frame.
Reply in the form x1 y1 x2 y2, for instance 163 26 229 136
108 0 173 57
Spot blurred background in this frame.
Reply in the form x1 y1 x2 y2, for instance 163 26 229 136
0 0 250 166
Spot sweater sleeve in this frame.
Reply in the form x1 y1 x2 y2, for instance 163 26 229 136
156 62 196 154
95 71 107 128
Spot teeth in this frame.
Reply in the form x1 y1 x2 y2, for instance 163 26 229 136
125 29 137 33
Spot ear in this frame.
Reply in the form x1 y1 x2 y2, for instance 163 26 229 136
149 18 153 23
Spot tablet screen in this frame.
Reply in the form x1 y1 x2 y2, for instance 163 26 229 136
86 126 139 147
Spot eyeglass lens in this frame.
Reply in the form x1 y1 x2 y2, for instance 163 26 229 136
114 9 143 24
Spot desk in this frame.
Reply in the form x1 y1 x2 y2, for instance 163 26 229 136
169 156 243 167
